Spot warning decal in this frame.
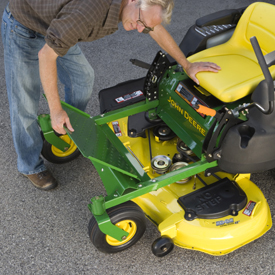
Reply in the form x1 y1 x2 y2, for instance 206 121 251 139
115 90 143 103
112 121 122 137
242 201 256 216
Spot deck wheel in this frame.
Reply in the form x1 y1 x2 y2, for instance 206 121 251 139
41 134 81 164
151 236 174 257
88 201 146 253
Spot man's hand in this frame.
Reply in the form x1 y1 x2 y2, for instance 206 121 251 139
185 61 221 85
50 109 74 135
149 25 221 85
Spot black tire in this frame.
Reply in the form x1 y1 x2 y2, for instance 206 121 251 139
151 236 174 257
41 134 81 164
88 201 146 253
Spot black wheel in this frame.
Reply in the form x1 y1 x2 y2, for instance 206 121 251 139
151 236 174 257
41 134 81 164
88 201 146 253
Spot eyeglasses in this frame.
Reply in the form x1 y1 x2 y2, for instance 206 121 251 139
136 8 154 34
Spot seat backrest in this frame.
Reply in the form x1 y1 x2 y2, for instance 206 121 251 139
229 2 275 54
187 2 275 103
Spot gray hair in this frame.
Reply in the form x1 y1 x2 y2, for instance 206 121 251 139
136 0 174 24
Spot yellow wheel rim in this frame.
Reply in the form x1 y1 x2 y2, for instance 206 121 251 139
106 220 137 246
51 135 78 157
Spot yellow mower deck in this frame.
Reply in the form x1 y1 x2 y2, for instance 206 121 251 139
109 117 272 255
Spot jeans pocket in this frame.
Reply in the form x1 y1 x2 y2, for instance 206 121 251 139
14 23 36 39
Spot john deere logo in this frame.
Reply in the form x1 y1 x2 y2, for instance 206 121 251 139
184 111 206 136
168 97 183 114
168 96 206 136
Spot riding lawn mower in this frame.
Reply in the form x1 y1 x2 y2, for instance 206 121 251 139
38 2 275 257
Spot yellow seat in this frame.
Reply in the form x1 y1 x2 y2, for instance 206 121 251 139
188 2 275 103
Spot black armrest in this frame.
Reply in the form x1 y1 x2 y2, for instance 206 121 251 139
196 8 245 27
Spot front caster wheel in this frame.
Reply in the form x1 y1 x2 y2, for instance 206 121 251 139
88 201 146 253
151 236 174 257
41 134 81 164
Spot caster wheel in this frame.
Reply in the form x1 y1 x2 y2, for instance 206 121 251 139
88 201 146 253
41 133 81 164
151 236 174 257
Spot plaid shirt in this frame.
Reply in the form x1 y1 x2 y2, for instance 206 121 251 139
9 0 122 56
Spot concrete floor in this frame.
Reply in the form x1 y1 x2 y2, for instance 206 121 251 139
1 0 275 274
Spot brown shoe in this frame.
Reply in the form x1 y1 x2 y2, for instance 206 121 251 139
24 170 58 191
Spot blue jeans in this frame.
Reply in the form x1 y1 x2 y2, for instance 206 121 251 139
1 7 94 175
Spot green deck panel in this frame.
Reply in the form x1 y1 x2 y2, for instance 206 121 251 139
92 162 141 197
93 100 159 125
103 157 218 209
91 210 130 241
38 114 71 152
157 108 206 157
61 102 150 181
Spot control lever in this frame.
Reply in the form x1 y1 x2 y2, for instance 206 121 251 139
239 36 275 115
226 37 275 117
130 59 151 69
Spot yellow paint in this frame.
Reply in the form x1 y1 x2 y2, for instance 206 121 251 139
184 111 206 136
168 96 184 115
167 96 206 136
51 134 78 157
108 116 271 255
188 2 275 102
133 172 271 256
106 220 137 246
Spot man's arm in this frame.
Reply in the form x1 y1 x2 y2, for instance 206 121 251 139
150 24 221 85
38 44 74 134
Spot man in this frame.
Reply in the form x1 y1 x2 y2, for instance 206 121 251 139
1 0 220 191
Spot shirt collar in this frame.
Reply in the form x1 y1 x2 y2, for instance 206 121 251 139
104 0 122 28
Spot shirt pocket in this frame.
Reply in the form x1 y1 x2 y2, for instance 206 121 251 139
14 24 37 39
